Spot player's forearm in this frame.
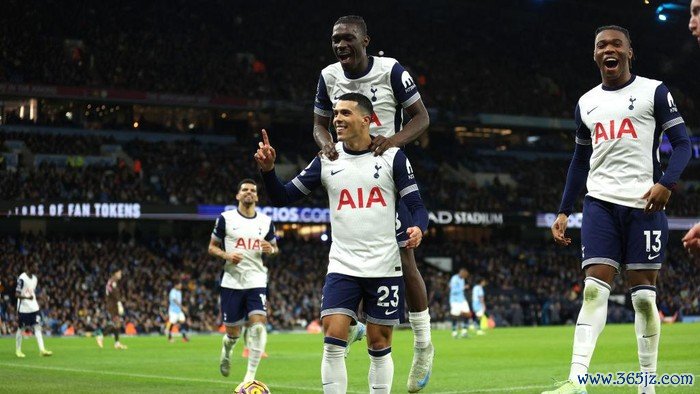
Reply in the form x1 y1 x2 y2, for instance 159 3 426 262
402 191 429 233
658 124 691 190
391 111 429 147
558 143 592 215
260 169 305 206
208 243 227 259
313 124 334 150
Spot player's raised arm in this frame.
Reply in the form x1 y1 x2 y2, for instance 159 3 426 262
256 129 323 206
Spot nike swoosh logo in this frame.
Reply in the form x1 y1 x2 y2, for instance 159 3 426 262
642 334 658 338
385 309 397 315
396 231 405 236
587 106 599 115
418 371 431 388
330 169 344 176
648 253 660 260
322 382 333 386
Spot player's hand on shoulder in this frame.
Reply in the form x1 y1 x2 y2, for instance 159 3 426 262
551 213 571 246
405 226 423 249
642 183 672 213
224 251 244 264
320 141 339 161
254 129 277 172
370 135 397 156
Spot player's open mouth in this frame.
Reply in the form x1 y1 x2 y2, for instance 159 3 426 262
335 125 346 132
603 57 619 71
337 52 352 63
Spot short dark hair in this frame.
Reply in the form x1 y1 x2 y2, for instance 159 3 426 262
334 15 368 36
237 178 257 192
337 93 373 116
595 25 632 46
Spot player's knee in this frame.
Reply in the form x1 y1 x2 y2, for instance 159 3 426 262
247 322 267 349
366 326 392 350
249 322 265 337
631 288 657 314
226 325 241 337
367 335 391 350
582 277 610 306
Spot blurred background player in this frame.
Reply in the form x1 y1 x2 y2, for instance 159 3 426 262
0 279 7 336
15 263 52 357
312 15 433 392
690 0 700 47
683 223 700 258
166 281 189 343
471 277 487 336
449 268 471 338
684 1 700 259
208 178 278 384
257 93 429 394
96 269 128 350
546 25 691 394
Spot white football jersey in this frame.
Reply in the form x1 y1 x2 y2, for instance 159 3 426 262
576 75 685 209
314 56 421 138
291 143 420 278
212 209 276 289
16 272 40 313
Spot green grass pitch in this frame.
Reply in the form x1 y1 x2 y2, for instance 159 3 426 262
1 324 698 393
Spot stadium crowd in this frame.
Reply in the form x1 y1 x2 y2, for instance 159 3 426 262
2 130 699 216
0 234 697 336
1 0 698 124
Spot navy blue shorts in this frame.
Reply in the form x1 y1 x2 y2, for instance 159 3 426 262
581 196 668 271
396 199 413 247
321 273 405 326
18 312 41 327
220 287 267 326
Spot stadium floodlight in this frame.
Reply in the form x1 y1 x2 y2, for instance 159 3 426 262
655 2 688 22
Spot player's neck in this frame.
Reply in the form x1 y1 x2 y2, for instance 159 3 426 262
238 204 256 218
348 56 369 75
343 134 372 152
601 70 632 89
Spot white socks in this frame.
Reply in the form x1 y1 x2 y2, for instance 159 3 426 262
368 348 393 393
15 326 46 352
34 325 45 352
409 309 432 349
569 277 611 383
244 323 267 382
322 337 347 393
15 328 22 351
632 286 660 394
222 333 239 358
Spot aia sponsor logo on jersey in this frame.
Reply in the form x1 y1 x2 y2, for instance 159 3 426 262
594 118 638 144
337 187 387 210
234 238 262 250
